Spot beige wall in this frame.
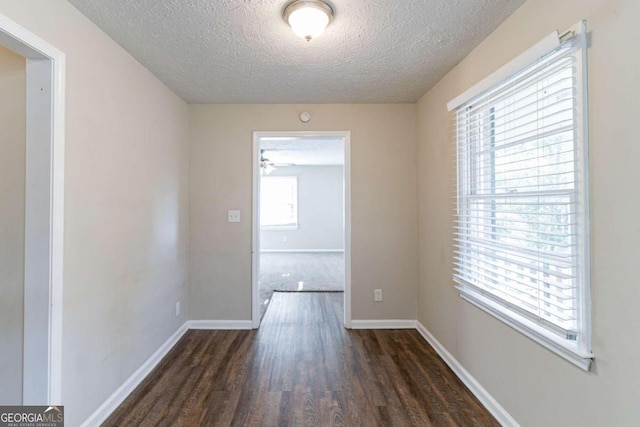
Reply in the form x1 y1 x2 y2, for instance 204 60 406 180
0 1 190 425
416 0 640 425
189 104 418 321
0 45 26 405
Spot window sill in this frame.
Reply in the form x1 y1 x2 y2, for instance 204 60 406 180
261 225 298 231
457 285 593 371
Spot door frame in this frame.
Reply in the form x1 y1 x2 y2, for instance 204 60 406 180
0 13 65 404
252 131 351 328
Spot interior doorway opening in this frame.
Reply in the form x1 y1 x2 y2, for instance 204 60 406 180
0 13 65 404
252 131 351 328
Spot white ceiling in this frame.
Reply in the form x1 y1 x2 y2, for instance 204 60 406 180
260 137 344 165
67 0 524 104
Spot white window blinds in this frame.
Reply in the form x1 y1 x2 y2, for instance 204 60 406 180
453 23 591 365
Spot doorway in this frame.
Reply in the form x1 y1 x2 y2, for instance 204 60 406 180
0 13 65 404
252 131 351 328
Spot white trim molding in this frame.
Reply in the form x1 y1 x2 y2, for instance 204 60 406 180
351 320 417 330
188 320 253 330
460 292 593 371
0 12 66 405
252 131 352 330
447 31 559 111
415 322 520 427
80 322 189 427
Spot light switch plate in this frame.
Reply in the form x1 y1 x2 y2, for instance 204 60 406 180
228 210 241 223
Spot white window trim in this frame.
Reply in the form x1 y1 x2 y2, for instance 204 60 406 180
458 287 592 370
452 21 593 371
447 31 561 111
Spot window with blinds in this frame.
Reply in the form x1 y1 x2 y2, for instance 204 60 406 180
453 24 591 366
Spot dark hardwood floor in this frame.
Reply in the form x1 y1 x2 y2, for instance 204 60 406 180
103 292 498 426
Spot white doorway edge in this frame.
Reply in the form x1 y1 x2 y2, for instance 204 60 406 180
0 13 65 404
252 131 352 329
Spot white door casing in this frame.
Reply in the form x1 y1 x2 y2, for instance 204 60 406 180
252 131 351 329
0 13 65 404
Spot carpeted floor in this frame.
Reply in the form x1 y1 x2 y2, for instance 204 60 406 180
259 252 344 319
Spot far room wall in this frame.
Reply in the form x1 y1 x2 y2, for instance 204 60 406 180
0 44 26 405
261 165 344 251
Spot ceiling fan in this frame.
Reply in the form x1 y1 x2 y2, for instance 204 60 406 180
260 149 296 174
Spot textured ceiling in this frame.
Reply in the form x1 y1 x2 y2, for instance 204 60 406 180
260 137 344 165
67 0 524 104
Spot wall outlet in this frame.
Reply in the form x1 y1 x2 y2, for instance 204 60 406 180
175 301 181 317
228 210 241 223
374 289 383 302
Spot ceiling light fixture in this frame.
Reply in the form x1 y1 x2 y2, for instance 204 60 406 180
283 0 334 42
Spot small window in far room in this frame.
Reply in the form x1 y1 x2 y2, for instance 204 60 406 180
260 176 298 229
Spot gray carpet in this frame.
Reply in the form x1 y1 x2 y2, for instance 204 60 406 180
259 252 344 319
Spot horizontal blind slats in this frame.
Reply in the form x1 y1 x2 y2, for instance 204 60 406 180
453 247 575 280
454 222 576 239
454 236 575 266
463 48 576 114
453 254 575 293
455 274 576 323
455 130 575 159
454 226 575 248
454 266 576 316
459 207 575 219
458 188 575 199
457 125 575 160
462 109 575 148
464 95 575 141
454 217 577 230
455 277 579 338
453 254 575 295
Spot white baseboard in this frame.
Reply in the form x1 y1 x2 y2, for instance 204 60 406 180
188 320 253 330
415 321 519 427
351 319 417 329
80 321 189 427
260 249 344 253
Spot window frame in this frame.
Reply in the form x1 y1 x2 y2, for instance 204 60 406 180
452 22 593 371
260 175 299 230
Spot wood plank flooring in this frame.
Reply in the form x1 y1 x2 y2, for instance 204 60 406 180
103 292 498 426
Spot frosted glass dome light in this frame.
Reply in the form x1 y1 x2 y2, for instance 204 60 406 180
284 0 334 42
